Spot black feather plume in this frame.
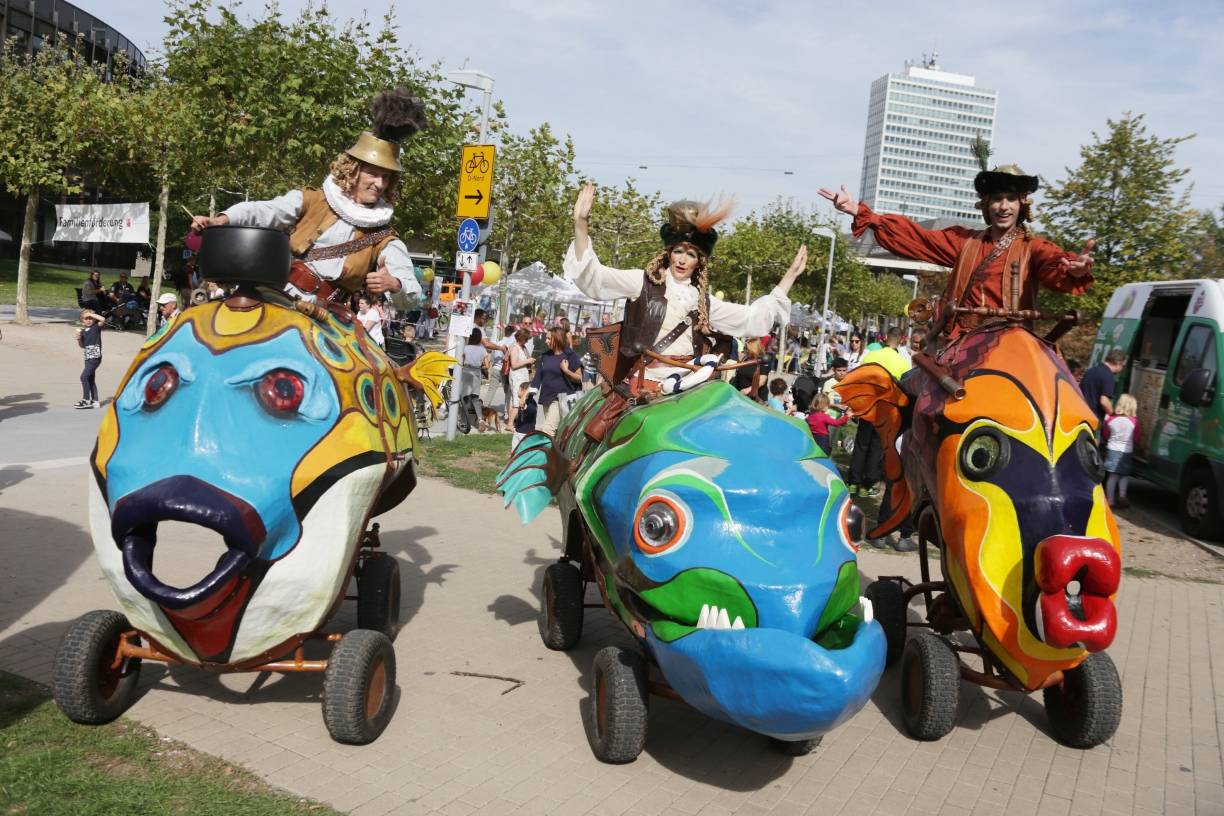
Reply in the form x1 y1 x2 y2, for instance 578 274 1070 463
370 89 428 143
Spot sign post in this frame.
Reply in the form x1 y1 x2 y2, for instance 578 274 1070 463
447 146 497 441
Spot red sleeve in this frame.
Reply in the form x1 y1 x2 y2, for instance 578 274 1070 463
850 202 969 268
830 414 850 427
1029 236 1093 295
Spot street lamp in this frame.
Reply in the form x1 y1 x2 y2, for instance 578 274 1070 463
813 226 837 368
443 70 496 441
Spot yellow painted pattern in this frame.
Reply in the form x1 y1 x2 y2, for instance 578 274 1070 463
93 404 120 478
212 303 265 336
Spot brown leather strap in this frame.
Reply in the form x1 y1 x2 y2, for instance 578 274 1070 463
302 228 394 262
650 310 699 355
289 261 343 302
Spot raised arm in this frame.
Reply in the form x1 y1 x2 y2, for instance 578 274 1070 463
819 184 963 268
707 245 808 337
563 183 646 301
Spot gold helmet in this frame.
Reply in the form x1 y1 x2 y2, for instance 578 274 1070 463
344 89 428 173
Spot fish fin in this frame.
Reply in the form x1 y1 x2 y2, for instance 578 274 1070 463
497 432 567 524
397 352 457 409
836 363 912 532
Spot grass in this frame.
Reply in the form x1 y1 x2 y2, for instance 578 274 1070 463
0 259 93 308
0 671 338 816
1123 565 1224 585
415 431 511 495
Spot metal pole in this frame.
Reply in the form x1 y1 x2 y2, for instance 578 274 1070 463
816 234 836 371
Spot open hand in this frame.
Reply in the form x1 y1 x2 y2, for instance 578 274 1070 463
1059 239 1095 277
573 182 595 223
778 244 809 295
817 185 859 216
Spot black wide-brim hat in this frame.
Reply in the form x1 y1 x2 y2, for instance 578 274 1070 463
974 163 1040 197
660 222 718 256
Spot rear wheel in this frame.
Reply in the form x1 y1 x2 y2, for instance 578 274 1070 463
770 736 822 756
588 647 648 763
1181 465 1224 540
322 630 396 745
1043 651 1122 748
899 632 959 741
357 553 402 641
53 610 142 725
539 561 584 650
864 579 907 666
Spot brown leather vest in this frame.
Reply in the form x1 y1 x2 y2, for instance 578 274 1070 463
288 188 398 293
941 230 1034 331
620 274 721 360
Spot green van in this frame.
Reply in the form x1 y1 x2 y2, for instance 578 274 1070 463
1090 280 1224 538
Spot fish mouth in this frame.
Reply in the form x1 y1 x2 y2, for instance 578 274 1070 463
1032 534 1120 652
110 476 269 662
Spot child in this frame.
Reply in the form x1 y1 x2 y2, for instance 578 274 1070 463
75 309 105 409
511 383 538 449
807 393 850 455
766 378 788 412
1102 393 1140 509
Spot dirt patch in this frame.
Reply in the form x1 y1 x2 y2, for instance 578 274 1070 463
1114 512 1224 583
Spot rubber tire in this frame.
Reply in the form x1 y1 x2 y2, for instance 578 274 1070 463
357 553 402 641
53 610 142 725
322 630 396 745
770 735 823 756
589 646 648 763
865 579 907 667
540 562 584 650
900 632 960 741
1181 465 1224 540
1043 651 1122 748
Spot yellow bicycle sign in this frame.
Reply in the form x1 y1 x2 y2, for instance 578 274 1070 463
456 144 495 219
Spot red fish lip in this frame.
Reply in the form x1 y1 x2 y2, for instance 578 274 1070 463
1033 535 1120 652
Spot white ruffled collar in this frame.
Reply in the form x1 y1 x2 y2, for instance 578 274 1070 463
322 175 393 229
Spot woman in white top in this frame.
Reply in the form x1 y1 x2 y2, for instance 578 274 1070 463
565 184 808 383
356 295 385 347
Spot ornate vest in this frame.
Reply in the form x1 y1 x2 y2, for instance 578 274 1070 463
287 188 398 293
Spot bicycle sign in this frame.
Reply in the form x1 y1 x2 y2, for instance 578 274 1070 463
455 144 496 219
457 218 480 253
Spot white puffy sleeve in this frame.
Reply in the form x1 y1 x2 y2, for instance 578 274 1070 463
378 239 423 302
563 241 645 301
222 190 304 231
707 287 791 338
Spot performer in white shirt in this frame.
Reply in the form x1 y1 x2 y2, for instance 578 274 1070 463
564 183 808 386
190 90 426 306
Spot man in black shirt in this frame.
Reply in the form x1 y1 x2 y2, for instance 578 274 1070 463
1080 349 1127 425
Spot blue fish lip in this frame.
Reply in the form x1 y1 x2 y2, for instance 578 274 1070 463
648 621 887 741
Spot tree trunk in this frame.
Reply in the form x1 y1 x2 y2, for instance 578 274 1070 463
145 182 170 336
14 190 37 325
744 270 752 305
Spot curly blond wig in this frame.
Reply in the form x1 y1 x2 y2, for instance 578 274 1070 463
329 153 400 205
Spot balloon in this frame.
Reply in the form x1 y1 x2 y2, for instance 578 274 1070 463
714 290 725 300
481 260 501 285
470 265 485 286
413 265 425 282
422 266 435 284
184 231 202 252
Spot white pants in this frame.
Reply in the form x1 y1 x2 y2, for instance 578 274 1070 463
537 400 563 435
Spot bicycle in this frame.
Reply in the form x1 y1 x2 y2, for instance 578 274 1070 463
464 151 490 174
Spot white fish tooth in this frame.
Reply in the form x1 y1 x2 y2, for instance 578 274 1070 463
717 608 731 630
860 596 874 625
732 616 745 630
697 604 710 629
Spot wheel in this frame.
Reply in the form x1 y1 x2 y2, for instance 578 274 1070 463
589 646 648 763
323 630 396 745
357 553 402 641
864 579 907 666
1181 465 1224 540
770 735 823 756
900 632 959 741
53 610 142 724
540 561 584 650
1043 651 1122 748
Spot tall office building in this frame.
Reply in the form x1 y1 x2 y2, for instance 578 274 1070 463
858 55 997 223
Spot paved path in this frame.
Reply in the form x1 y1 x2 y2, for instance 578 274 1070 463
2 326 1223 815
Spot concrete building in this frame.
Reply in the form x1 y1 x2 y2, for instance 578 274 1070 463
857 54 996 223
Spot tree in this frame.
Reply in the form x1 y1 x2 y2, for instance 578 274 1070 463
1040 113 1200 318
586 180 662 267
490 123 577 274
1187 207 1224 281
0 39 114 323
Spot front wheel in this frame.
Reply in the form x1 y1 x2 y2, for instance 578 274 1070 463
770 735 822 756
1043 651 1122 748
588 647 648 763
899 632 959 741
864 579 907 666
1181 465 1224 540
322 630 396 745
53 610 142 725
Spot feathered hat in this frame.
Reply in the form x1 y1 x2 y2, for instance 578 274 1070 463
345 89 429 173
971 135 1039 197
659 197 735 256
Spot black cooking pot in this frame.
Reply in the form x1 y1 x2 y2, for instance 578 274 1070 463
198 226 290 287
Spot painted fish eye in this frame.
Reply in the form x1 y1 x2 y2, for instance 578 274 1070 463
256 369 305 414
1075 431 1104 482
960 428 1010 479
634 495 688 556
143 364 179 410
841 500 864 549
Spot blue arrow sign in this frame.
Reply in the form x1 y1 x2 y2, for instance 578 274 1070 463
457 218 480 253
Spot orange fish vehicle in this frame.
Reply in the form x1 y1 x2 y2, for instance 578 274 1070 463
837 313 1123 748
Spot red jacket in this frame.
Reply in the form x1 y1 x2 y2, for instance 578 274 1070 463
807 410 849 437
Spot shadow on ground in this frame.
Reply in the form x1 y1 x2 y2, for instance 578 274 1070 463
0 392 48 422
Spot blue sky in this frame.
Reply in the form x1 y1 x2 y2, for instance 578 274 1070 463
92 0 1223 222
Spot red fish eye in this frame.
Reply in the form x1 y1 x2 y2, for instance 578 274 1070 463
257 369 305 414
143 365 179 409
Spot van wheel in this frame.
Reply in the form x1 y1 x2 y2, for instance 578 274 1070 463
1181 466 1224 540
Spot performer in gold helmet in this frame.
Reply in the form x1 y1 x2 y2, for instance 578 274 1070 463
190 89 427 303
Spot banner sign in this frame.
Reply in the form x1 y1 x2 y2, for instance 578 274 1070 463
53 203 150 244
